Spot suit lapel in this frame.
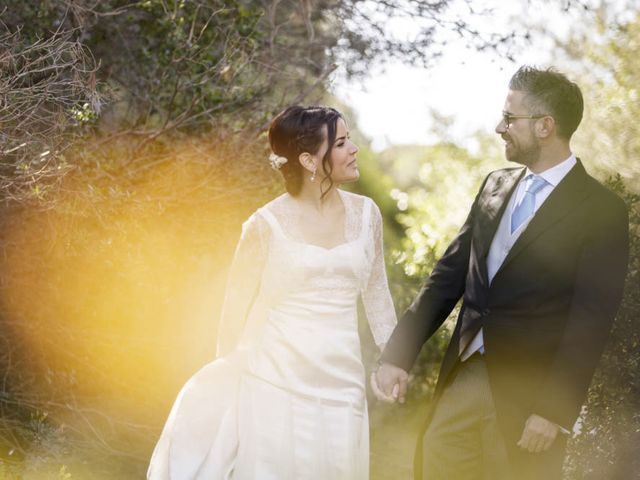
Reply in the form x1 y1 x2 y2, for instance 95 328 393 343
475 168 525 285
495 160 591 278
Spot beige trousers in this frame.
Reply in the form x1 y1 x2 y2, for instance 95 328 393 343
421 354 513 480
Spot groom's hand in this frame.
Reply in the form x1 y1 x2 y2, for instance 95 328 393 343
517 414 559 453
371 362 408 404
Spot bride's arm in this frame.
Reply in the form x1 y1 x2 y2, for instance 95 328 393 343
216 212 269 357
362 201 397 351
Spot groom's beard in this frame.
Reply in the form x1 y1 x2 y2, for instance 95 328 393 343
506 136 541 168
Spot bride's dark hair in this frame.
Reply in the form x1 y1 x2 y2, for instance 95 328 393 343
268 105 343 197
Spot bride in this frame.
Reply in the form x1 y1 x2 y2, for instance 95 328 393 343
147 105 397 479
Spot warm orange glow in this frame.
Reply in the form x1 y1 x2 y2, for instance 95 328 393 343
0 138 273 474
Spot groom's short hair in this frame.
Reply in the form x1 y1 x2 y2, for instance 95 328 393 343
509 66 584 140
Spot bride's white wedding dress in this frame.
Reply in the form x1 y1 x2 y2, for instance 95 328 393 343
148 190 397 479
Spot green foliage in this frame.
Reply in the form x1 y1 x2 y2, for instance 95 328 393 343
0 1 609 477
371 134 505 397
564 178 640 479
0 462 21 480
58 465 72 480
551 8 640 477
383 136 504 290
570 11 640 190
5 0 490 469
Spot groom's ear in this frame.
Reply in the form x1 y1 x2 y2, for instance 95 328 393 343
298 152 315 173
537 116 555 139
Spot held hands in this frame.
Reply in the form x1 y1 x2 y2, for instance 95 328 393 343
370 362 409 404
517 414 559 453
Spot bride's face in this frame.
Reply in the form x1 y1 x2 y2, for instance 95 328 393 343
326 118 359 184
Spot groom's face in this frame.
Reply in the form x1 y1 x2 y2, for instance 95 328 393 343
496 90 541 167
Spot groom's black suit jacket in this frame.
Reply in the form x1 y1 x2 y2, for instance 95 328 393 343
381 160 629 471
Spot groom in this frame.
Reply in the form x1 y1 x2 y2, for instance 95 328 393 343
373 66 629 479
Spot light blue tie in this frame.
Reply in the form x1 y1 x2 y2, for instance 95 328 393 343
511 175 548 234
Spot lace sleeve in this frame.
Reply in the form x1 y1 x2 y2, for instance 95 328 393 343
216 211 269 357
362 201 397 351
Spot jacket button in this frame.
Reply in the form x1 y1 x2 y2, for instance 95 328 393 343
483 308 490 316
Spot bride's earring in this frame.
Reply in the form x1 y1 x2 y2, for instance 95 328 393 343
310 168 316 182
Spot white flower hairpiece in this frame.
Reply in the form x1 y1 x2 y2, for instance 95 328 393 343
269 152 288 170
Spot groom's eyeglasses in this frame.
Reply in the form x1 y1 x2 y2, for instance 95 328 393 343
501 112 549 129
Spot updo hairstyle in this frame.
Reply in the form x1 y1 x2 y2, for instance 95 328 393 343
268 105 343 197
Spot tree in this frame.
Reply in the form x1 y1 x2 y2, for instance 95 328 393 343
563 178 639 479
0 1 527 476
0 23 99 203
548 6 640 477
555 5 640 189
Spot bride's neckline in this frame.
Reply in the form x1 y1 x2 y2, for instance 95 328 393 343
268 189 352 251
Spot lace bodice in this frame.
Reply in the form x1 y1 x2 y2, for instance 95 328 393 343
216 190 397 357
